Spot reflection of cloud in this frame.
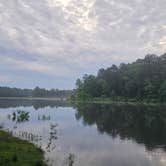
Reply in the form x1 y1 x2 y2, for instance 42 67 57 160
0 106 166 166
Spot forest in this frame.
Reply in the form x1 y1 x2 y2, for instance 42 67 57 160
0 86 72 98
74 53 166 102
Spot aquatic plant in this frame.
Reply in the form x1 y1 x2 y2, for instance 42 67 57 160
10 110 30 123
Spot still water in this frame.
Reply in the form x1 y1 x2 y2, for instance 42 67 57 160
0 99 166 166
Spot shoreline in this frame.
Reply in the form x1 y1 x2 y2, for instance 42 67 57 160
0 97 67 101
0 129 46 166
71 98 166 106
0 97 165 106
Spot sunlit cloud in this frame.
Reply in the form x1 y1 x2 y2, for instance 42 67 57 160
47 0 97 31
159 37 166 52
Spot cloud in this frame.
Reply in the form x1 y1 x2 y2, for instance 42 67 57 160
1 56 73 77
0 0 165 88
0 75 12 83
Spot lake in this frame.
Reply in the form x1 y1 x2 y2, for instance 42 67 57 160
0 99 166 166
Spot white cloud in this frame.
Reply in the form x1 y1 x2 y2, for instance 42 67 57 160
0 0 165 88
159 37 166 52
0 75 12 83
1 57 74 77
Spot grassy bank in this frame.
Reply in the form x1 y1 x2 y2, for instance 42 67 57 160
0 130 46 166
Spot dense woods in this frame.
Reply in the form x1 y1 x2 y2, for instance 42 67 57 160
74 53 166 102
0 86 72 98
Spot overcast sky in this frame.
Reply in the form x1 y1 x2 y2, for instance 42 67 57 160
0 0 165 89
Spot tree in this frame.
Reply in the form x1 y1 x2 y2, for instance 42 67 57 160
144 80 156 99
159 80 166 102
74 53 166 102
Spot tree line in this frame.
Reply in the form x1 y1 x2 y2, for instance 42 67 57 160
74 53 166 102
0 86 72 98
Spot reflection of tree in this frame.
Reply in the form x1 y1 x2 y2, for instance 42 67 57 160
46 123 58 152
0 99 70 110
38 115 51 121
66 154 75 166
62 153 75 166
75 103 166 151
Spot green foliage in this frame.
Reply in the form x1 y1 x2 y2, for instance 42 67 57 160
144 80 156 99
0 130 46 166
74 53 166 102
0 86 73 99
159 80 166 101
11 110 30 123
32 87 72 98
0 87 32 97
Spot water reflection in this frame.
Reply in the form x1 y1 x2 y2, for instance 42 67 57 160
75 103 166 151
9 120 58 154
66 154 75 166
38 115 51 121
46 123 58 152
16 131 42 144
0 98 70 110
1 99 166 166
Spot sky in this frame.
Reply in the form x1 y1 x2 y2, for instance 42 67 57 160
0 0 166 89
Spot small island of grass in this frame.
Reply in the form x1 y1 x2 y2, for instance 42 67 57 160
0 130 46 166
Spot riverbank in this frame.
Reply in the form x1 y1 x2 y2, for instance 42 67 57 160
71 97 166 106
0 97 67 101
0 130 46 166
0 96 165 106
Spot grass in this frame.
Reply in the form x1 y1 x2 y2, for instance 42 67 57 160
0 130 46 166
